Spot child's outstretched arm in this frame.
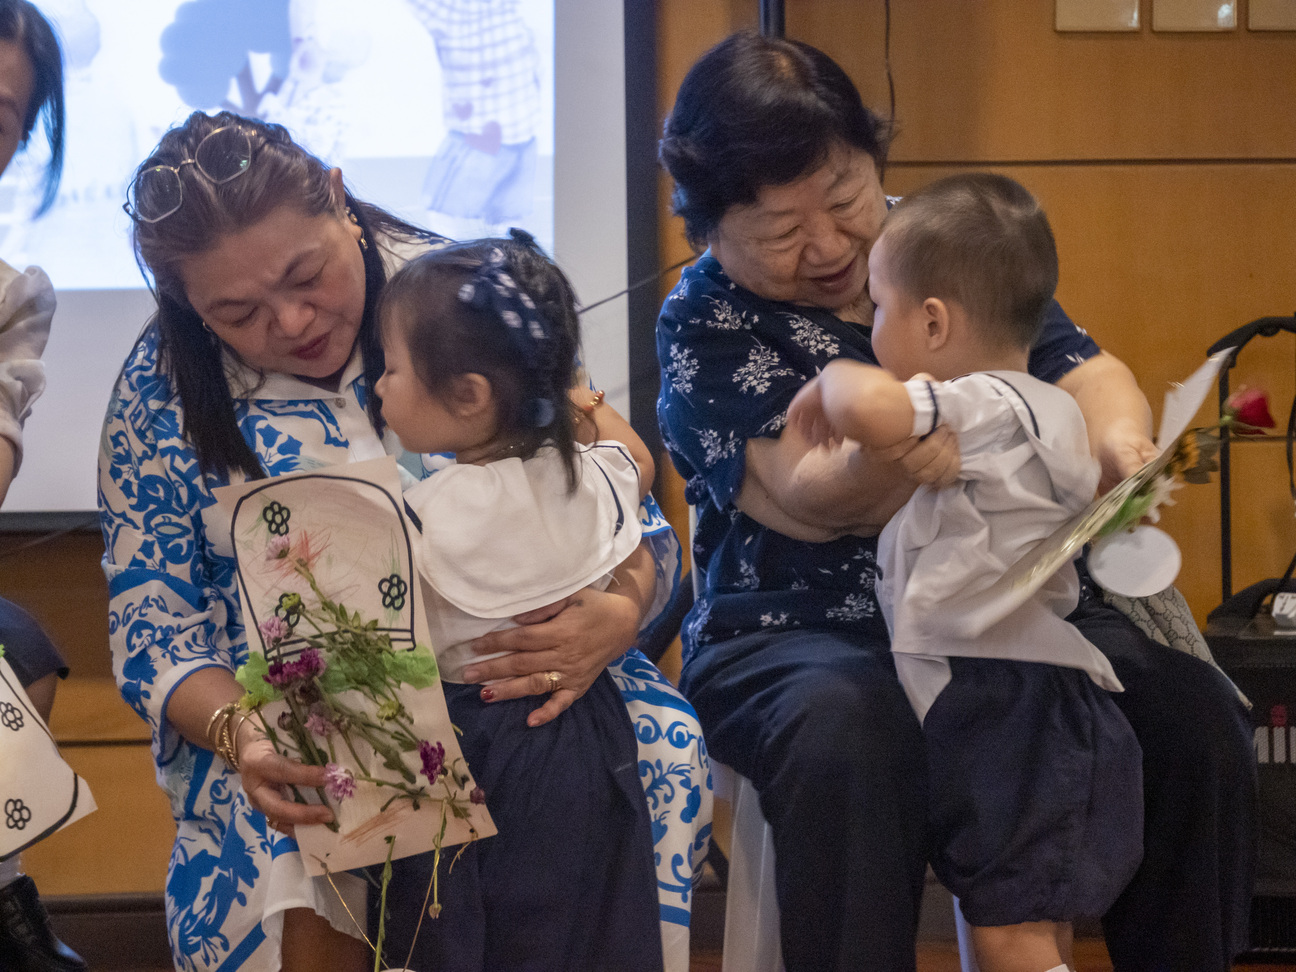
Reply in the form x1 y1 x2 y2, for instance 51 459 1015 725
569 387 655 499
788 359 918 452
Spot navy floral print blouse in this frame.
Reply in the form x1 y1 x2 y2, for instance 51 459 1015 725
656 252 1101 666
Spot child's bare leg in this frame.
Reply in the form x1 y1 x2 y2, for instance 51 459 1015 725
971 920 1069 972
281 907 369 972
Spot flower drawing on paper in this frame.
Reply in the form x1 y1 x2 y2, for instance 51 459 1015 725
275 592 304 629
233 524 481 927
262 500 292 536
379 573 407 611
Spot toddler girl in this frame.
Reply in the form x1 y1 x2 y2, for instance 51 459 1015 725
371 231 662 972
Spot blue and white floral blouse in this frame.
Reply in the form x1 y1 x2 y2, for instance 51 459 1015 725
100 287 709 970
656 252 1101 666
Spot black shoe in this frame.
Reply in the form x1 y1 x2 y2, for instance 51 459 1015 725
0 876 87 972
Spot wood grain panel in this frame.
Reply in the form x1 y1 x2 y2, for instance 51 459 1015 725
21 744 173 896
787 0 1296 162
48 676 148 744
0 531 111 679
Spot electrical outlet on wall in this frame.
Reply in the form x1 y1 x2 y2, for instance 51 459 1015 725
1274 592 1296 629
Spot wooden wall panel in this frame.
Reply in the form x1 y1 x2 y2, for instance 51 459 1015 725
0 531 111 679
22 743 173 896
787 1 1296 162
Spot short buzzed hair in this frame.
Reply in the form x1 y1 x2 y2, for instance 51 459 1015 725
881 173 1058 351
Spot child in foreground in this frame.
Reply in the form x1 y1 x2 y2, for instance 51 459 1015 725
787 174 1144 972
372 231 663 971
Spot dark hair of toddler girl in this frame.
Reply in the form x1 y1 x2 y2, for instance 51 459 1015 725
378 229 586 488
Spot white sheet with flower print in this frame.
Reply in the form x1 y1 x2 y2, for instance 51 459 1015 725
214 457 495 876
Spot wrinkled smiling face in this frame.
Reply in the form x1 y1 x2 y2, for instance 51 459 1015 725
708 145 887 315
178 204 367 380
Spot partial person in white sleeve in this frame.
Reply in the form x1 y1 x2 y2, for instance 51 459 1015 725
0 3 87 970
788 173 1143 972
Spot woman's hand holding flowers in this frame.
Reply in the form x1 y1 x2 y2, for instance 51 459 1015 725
237 724 333 836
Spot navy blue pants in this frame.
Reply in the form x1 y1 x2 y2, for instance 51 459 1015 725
1073 594 1256 972
370 672 662 972
681 589 1255 972
926 657 1143 927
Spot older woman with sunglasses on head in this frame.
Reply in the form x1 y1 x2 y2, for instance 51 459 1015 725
657 32 1255 972
100 111 710 972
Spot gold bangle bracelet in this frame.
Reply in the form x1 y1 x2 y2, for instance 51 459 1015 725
208 701 243 771
216 712 240 772
206 701 237 749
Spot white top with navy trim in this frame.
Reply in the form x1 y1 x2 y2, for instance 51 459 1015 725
877 371 1122 721
406 441 643 681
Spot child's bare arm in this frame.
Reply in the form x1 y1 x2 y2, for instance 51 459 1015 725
570 388 655 499
788 360 917 452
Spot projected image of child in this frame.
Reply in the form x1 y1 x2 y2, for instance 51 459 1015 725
407 0 542 238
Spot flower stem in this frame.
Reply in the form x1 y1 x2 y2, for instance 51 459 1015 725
373 836 395 972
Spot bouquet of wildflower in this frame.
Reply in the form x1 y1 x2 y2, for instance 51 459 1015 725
234 532 483 829
215 458 495 881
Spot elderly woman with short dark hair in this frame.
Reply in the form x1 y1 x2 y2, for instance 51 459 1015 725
657 31 1254 972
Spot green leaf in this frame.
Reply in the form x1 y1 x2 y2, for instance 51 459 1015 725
235 653 282 706
1095 489 1158 539
383 643 439 688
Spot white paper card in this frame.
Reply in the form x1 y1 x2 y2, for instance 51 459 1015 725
983 349 1231 611
215 456 494 877
0 657 95 861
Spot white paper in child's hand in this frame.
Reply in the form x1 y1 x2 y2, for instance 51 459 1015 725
987 349 1232 613
214 456 494 877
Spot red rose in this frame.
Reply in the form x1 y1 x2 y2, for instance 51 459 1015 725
1224 387 1275 434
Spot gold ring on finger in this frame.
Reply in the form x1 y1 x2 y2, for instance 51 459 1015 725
544 671 562 693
